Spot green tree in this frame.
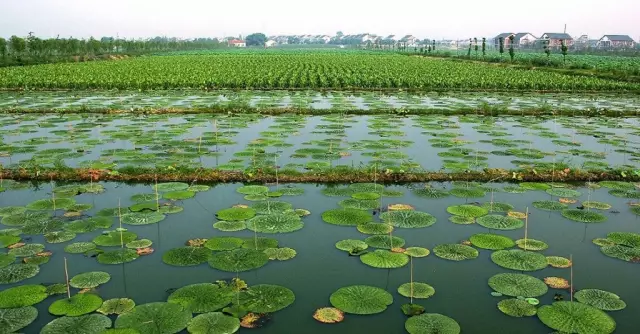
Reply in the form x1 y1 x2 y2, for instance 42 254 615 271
543 39 551 61
9 35 26 56
467 38 472 58
246 33 267 46
561 39 568 64
432 40 436 51
499 37 505 59
481 37 486 58
474 38 478 58
508 35 515 61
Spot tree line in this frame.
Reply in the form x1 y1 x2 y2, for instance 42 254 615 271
0 33 224 67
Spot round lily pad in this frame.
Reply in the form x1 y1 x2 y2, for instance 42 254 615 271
433 244 478 261
167 283 234 313
163 190 195 200
404 247 430 258
450 187 485 198
115 302 192 334
216 207 256 221
546 256 572 268
469 233 515 250
0 252 16 268
322 209 372 226
0 306 38 333
93 231 137 247
335 239 369 252
241 237 278 250
64 242 97 254
448 216 475 225
0 284 47 308
213 221 246 232
0 264 40 284
477 215 524 230
26 198 76 211
97 249 140 265
187 312 240 334
329 285 393 315
405 313 461 334
480 202 514 213
237 284 295 313
204 237 244 251
488 273 548 297
561 210 607 223
582 201 612 210
546 188 581 198
516 239 548 251
498 298 537 317
70 271 111 289
606 232 640 248
574 289 626 311
380 211 436 228
338 199 379 210
446 205 488 218
365 235 405 249
251 201 293 215
491 249 548 271
360 250 409 268
352 192 381 200
41 314 111 334
125 239 153 249
154 182 189 192
49 293 103 316
43 231 76 244
533 200 568 211
208 249 269 272
64 216 113 233
237 185 269 195
8 244 45 257
162 247 211 266
97 298 136 315
398 282 435 299
537 301 615 334
357 222 393 235
601 245 640 262
263 247 297 261
121 212 166 225
246 214 303 233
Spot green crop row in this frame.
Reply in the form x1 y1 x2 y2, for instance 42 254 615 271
1 52 639 91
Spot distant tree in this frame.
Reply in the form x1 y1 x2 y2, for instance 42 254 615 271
432 40 436 51
420 47 424 54
467 38 472 58
499 37 504 59
543 39 551 60
246 33 267 46
561 39 568 64
336 31 344 38
508 35 515 61
0 38 6 59
474 38 478 58
428 45 431 53
481 37 486 58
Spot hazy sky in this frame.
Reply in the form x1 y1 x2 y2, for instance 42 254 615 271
1 0 639 40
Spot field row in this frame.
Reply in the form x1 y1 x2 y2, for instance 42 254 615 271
1 53 639 91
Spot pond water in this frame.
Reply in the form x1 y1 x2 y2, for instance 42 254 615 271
1 114 639 172
1 91 640 112
1 180 639 333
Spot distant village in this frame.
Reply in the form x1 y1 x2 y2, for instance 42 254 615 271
225 32 638 50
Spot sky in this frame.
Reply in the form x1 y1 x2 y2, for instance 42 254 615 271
1 0 639 40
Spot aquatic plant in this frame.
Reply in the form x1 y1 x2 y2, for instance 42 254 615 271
329 285 393 315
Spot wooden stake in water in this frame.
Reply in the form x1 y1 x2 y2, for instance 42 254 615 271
154 175 160 211
275 155 279 189
410 255 414 304
118 199 124 248
64 257 71 299
570 254 574 302
524 207 529 251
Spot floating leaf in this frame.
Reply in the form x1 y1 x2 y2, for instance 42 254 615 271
49 293 103 316
448 216 475 225
401 303 425 316
516 239 548 251
413 188 450 199
404 247 430 258
45 231 76 244
1 212 51 227
0 235 20 248
533 200 568 211
129 202 159 212
241 237 278 250
360 250 409 268
498 299 537 317
41 314 111 334
365 235 405 249
0 306 38 333
0 284 47 308
252 201 293 214
162 247 211 266
64 242 97 254
606 232 640 248
97 298 136 315
154 182 189 192
204 237 244 251
537 301 616 334
349 183 384 192
97 249 139 265
450 187 485 198
519 182 551 190
477 215 524 230
216 207 256 221
601 245 640 262
608 189 640 198
93 231 137 247
544 277 570 289
398 283 435 299
488 273 548 297
405 313 461 334
561 210 607 223
480 202 514 213
329 285 392 315
433 244 478 261
546 188 581 198
491 250 548 271
338 199 379 210
357 222 393 234
446 205 488 218
0 253 16 268
546 256 572 268
125 239 153 249
167 283 234 313
237 284 295 313
237 185 269 195
163 190 195 200
247 214 303 233
352 192 381 200
263 247 297 261
582 201 612 210
469 233 515 250
574 289 626 311
8 244 45 257
335 239 368 252
115 302 192 334
187 312 240 333
208 249 269 272
322 209 372 226
121 212 166 225
598 181 635 190
26 198 76 211
0 206 27 216
380 211 436 228
64 216 113 233
313 307 344 324
213 221 247 232
130 193 158 203
70 271 111 289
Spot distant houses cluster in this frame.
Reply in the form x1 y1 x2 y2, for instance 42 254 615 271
223 32 637 50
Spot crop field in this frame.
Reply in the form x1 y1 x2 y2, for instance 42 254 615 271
1 52 639 91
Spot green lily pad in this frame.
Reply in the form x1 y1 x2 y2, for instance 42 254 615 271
360 250 409 268
469 233 515 250
216 207 256 221
447 205 488 218
121 212 166 225
93 231 137 247
163 190 195 200
488 273 548 297
64 242 97 254
537 301 615 334
8 244 45 257
236 284 295 313
405 313 461 334
532 200 568 211
70 271 111 289
380 211 436 228
0 284 47 308
97 298 136 315
364 235 405 249
561 210 607 223
491 249 548 271
398 282 435 299
357 222 393 234
574 289 626 311
433 244 478 261
49 293 103 316
208 249 269 272
115 302 192 334
41 314 112 334
330 285 393 315
498 298 537 317
204 237 244 251
162 247 211 266
322 208 372 226
0 306 38 333
167 283 234 313
187 312 240 334
477 215 524 230
335 239 369 252
246 214 304 233
263 247 297 261
97 249 140 265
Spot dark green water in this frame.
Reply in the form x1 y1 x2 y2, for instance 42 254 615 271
1 181 639 333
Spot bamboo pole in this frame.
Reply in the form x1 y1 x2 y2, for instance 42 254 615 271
118 199 123 248
64 257 71 299
154 175 160 211
570 254 574 302
524 207 529 251
410 255 414 304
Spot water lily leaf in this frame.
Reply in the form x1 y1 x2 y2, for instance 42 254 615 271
97 298 136 315
187 312 240 334
115 302 192 334
97 249 140 264
0 206 27 216
477 215 524 230
601 244 640 262
8 243 44 257
349 183 385 192
598 181 635 190
352 192 381 200
0 235 20 248
561 210 607 223
516 238 548 251
64 242 97 254
131 193 158 203
546 188 581 198
121 212 166 225
546 256 572 268
498 298 537 317
163 190 195 200
574 289 626 311
398 282 435 299
129 202 159 212
413 188 450 199
64 216 113 233
237 284 295 313
322 209 372 226
26 198 76 211
519 182 551 190
70 271 111 288
0 284 47 308
313 307 344 323
162 247 211 266
41 314 112 334
213 221 247 232
154 182 189 192
533 200 568 211
470 233 515 250
433 244 478 261
167 283 234 313
338 199 379 210
606 232 640 248
537 301 615 334
251 201 293 214
448 216 475 225
208 249 269 272
126 239 153 249
480 202 514 213
608 189 640 198
93 231 137 247
0 228 21 236
49 293 103 316
0 253 16 268
582 201 612 210
45 231 76 243
365 235 405 249
357 222 393 235
321 187 355 197
22 219 64 235
491 249 548 271
263 247 297 261
446 205 488 218
380 211 436 228
329 285 392 315
237 185 269 195
405 313 461 334
216 207 256 221
1 212 50 227
247 214 303 233
488 273 548 297
450 187 485 198
335 239 368 252
0 306 38 333
404 247 430 257
241 237 278 250
204 237 244 251
360 250 409 268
